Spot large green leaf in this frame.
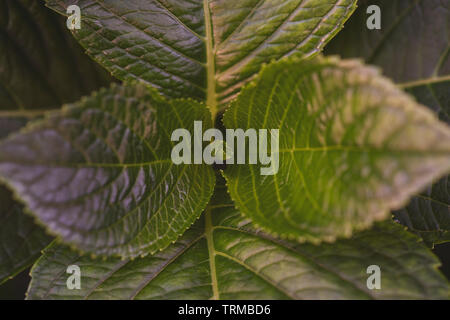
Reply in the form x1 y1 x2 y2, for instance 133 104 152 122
26 179 449 299
45 0 357 111
0 84 215 258
222 55 450 242
0 0 115 283
0 185 52 285
325 0 450 246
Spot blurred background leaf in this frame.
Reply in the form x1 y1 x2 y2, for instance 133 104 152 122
325 0 450 248
0 0 115 295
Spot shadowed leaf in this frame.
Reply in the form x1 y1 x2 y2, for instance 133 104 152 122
0 84 215 258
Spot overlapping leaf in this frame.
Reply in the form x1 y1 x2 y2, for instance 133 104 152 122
325 0 450 246
0 84 215 258
0 186 52 285
0 0 112 113
0 0 113 139
325 0 449 85
3 0 448 300
0 0 114 282
395 176 450 247
222 56 450 242
45 0 357 106
26 179 449 300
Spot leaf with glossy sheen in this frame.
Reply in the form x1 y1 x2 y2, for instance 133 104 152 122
45 0 357 106
0 185 52 285
26 180 449 299
0 84 215 258
0 0 115 283
1 115 50 284
325 0 450 246
222 56 450 242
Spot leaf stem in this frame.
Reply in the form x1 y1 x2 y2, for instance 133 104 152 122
397 75 450 89
203 0 217 121
0 109 58 118
204 0 219 300
205 207 219 299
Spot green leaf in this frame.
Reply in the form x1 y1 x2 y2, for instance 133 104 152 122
0 0 116 283
0 83 216 258
325 0 450 246
394 176 450 247
45 0 357 108
26 179 449 300
0 185 52 285
222 55 450 242
325 0 450 85
394 82 450 247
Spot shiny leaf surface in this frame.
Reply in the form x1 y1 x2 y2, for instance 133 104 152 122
0 84 215 258
26 180 449 299
45 0 357 106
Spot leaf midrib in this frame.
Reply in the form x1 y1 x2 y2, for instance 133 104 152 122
204 0 217 119
83 222 378 299
278 147 450 156
367 0 422 64
0 109 60 118
0 159 173 169
203 0 221 300
397 75 450 89
92 0 204 66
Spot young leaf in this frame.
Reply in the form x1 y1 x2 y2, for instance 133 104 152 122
26 180 449 300
0 84 215 258
45 0 357 107
222 56 450 242
325 0 450 246
0 185 52 285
